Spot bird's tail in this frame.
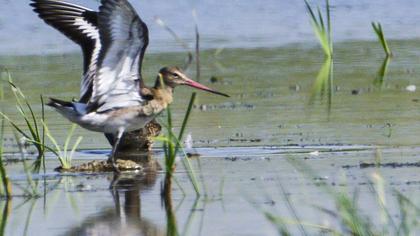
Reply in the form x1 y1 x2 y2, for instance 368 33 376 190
47 97 87 122
47 97 74 108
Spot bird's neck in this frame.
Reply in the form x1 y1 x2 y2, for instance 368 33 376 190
151 85 173 108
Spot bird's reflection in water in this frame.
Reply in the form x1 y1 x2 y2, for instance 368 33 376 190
65 161 167 236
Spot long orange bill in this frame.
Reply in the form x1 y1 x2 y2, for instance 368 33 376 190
184 78 229 97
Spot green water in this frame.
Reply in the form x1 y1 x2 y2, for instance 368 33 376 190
2 40 420 150
1 40 420 235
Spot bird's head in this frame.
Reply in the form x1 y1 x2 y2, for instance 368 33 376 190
156 66 229 97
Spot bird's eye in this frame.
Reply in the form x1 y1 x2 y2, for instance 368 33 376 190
172 73 179 78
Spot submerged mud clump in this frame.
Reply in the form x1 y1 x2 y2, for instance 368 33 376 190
55 160 143 173
116 119 162 156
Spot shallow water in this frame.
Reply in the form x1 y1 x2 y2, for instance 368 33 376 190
1 0 420 234
2 146 420 235
2 40 420 150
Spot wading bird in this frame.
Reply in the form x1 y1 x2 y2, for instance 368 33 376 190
30 0 228 171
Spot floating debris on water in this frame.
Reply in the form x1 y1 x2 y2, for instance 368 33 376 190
351 89 361 95
229 138 262 143
309 150 320 156
194 102 256 111
210 76 223 83
289 84 300 92
342 161 420 169
406 85 416 92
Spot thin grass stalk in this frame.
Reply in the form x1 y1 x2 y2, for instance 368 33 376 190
277 182 307 236
394 190 420 235
40 95 46 173
0 200 11 235
155 17 193 69
42 121 65 167
367 173 398 234
158 129 201 195
192 9 201 82
63 124 78 167
13 132 40 197
165 108 175 174
159 93 201 196
21 158 39 197
30 96 46 173
174 93 201 195
194 157 209 199
175 93 196 154
0 119 11 198
23 200 37 236
374 56 391 88
326 0 332 55
181 198 200 236
308 58 333 112
0 78 3 101
195 25 200 82
327 58 333 115
372 22 392 57
287 157 376 235
157 67 201 196
69 137 83 163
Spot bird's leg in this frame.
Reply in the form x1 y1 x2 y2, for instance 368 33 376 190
105 133 115 146
109 128 125 172
109 174 121 216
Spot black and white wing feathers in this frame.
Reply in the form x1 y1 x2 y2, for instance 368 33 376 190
90 0 149 112
30 0 100 103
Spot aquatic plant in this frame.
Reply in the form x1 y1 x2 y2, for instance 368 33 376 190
0 76 9 198
0 118 11 198
372 22 392 57
0 75 46 173
308 58 334 114
42 123 82 170
156 92 201 196
304 0 333 58
0 199 11 235
260 158 420 235
0 75 82 170
373 56 391 88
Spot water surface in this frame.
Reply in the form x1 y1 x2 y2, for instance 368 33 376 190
1 0 420 235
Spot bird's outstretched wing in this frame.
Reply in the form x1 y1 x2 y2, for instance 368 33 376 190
30 0 100 103
89 0 149 112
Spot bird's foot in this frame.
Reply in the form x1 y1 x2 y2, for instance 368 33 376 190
108 156 120 173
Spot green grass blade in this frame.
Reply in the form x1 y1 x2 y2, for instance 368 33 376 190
371 22 392 56
304 0 318 25
305 0 333 57
63 124 77 162
175 93 196 154
0 118 11 198
68 136 83 168
0 112 31 140
374 56 391 88
42 121 66 167
316 7 325 31
40 95 46 173
326 0 332 53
